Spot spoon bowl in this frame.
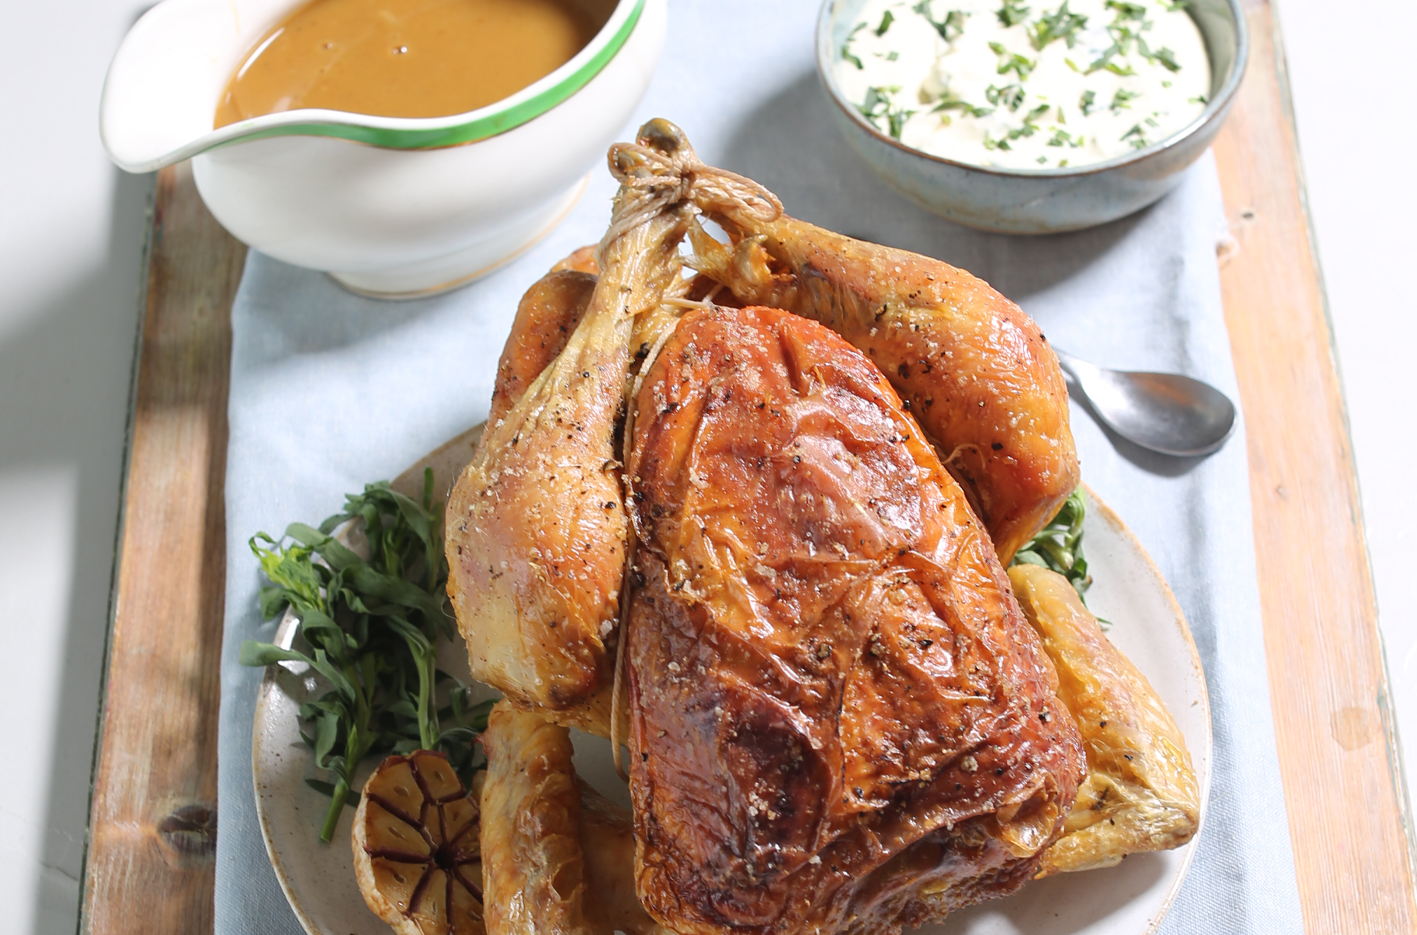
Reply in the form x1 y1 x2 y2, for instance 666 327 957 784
1055 350 1237 457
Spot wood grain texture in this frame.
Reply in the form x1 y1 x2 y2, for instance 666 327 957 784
1213 0 1417 931
80 162 246 935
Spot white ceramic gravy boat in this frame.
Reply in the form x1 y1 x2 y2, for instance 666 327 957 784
101 0 667 297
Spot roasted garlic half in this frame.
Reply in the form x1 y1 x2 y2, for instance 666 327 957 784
352 750 485 935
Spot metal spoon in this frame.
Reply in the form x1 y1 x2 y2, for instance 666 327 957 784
1054 349 1237 457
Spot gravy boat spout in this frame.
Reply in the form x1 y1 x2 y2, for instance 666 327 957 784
98 0 666 298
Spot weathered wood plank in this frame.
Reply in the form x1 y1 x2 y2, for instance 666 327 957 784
80 161 246 935
1213 1 1417 931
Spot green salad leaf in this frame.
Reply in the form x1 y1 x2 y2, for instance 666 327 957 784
1010 488 1097 607
239 469 493 842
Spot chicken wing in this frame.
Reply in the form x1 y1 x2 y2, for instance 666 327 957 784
625 304 1085 935
1008 564 1200 876
684 214 1078 564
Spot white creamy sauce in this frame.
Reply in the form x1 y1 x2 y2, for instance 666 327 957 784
835 0 1211 169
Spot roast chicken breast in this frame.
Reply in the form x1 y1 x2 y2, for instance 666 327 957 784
684 216 1078 564
1009 565 1200 876
625 305 1086 935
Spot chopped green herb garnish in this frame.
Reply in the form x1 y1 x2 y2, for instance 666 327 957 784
1151 45 1181 71
989 41 1037 79
1105 0 1147 21
914 1 970 41
858 85 894 119
859 86 914 140
1029 1 1088 51
997 0 1031 27
1110 88 1140 113
1026 102 1052 120
986 83 1026 111
1007 120 1042 140
886 106 916 139
932 88 994 117
1037 155 1049 163
1188 93 1208 105
1079 89 1096 115
876 9 895 35
885 50 900 60
1121 123 1148 147
842 21 866 69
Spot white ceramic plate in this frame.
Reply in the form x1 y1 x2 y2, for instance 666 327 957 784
252 426 1211 935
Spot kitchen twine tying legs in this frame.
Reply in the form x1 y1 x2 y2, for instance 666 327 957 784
603 119 780 779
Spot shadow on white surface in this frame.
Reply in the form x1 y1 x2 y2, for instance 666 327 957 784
0 166 151 934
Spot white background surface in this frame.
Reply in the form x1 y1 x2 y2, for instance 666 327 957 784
0 1 1408 932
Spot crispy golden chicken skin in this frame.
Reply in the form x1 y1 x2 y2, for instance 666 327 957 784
444 128 692 715
481 703 592 935
488 269 597 429
685 217 1078 564
1009 565 1200 876
480 702 673 935
624 305 1085 935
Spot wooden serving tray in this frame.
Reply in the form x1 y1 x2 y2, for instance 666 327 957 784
77 1 1417 931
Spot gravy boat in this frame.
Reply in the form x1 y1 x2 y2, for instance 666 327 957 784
100 0 666 297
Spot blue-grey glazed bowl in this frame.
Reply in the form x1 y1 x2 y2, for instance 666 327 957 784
816 0 1248 233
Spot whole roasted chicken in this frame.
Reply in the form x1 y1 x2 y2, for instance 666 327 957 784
442 119 1188 935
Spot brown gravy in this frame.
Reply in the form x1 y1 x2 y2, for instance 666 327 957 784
214 0 612 127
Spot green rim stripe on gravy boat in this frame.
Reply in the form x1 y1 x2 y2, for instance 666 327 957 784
215 0 644 151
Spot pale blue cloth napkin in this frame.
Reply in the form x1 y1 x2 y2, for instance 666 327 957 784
217 2 1304 932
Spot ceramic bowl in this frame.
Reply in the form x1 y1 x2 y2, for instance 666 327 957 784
815 0 1247 234
101 0 667 297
